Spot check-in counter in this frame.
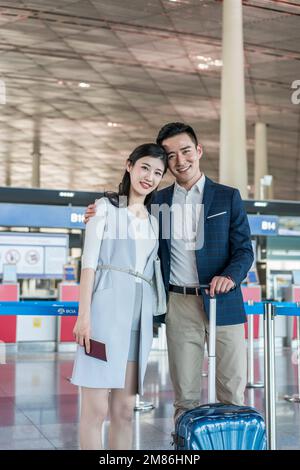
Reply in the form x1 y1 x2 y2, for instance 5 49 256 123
282 285 300 346
57 282 79 352
242 285 261 339
0 283 19 348
16 297 57 349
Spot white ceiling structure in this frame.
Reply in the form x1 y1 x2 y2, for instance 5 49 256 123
0 0 299 199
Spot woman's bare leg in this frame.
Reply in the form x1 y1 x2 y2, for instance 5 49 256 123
108 362 138 450
79 387 109 450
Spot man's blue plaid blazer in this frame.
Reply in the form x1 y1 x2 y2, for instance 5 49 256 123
151 177 254 326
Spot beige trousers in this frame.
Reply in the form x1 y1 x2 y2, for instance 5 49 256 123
165 292 247 422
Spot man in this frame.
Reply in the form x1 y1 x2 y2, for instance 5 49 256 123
84 122 253 422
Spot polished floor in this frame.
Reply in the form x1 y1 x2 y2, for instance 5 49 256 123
0 346 300 450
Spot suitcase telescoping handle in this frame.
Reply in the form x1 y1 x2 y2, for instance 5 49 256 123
199 285 217 403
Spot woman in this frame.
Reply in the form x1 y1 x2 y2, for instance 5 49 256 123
71 143 168 450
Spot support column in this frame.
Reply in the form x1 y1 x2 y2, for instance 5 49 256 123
0 79 6 105
68 141 76 189
219 0 248 198
32 118 41 188
32 151 40 187
3 125 12 186
268 180 274 200
5 152 11 186
255 122 272 199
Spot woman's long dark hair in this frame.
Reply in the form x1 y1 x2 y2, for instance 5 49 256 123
104 143 168 208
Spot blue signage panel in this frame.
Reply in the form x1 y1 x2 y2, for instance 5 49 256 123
247 215 279 236
0 203 85 229
0 203 279 236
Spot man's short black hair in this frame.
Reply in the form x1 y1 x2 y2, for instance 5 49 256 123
156 122 198 147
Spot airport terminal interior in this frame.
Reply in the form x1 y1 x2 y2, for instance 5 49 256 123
1 0 300 451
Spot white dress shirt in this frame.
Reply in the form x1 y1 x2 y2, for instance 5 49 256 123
169 174 206 287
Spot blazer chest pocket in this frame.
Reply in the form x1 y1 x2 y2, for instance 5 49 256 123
206 211 228 221
206 211 230 236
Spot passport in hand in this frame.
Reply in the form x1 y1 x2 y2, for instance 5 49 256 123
84 338 107 362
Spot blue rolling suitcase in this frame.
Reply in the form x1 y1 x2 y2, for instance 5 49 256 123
174 293 267 450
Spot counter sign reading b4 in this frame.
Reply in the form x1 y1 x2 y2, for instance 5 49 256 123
261 220 277 232
248 215 278 236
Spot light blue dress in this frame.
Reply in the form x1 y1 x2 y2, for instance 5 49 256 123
71 198 158 394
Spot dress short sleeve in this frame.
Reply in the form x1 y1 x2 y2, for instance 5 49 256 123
81 198 108 270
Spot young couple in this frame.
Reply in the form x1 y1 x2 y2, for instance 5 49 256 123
71 122 254 450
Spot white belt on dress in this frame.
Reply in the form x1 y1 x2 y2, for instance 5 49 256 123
97 264 153 287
